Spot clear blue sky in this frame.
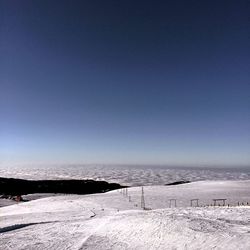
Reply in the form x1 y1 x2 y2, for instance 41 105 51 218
1 1 249 166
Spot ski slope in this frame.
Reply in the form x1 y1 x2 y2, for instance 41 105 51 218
0 180 250 249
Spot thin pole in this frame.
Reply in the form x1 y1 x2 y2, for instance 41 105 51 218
141 186 145 209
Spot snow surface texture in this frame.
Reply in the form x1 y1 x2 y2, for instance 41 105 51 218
0 164 250 186
0 180 250 249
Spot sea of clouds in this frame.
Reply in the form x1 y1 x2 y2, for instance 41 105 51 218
0 164 250 186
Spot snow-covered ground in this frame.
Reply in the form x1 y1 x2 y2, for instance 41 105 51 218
0 180 250 249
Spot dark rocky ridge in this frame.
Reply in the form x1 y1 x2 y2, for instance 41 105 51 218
0 177 124 196
165 180 191 186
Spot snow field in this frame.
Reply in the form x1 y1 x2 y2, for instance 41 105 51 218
0 180 250 249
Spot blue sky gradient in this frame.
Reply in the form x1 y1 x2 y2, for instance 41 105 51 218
1 1 249 166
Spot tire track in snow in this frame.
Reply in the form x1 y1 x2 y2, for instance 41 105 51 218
77 215 112 250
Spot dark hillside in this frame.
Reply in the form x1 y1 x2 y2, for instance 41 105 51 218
0 177 123 196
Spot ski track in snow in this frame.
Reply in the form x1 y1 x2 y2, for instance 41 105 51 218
0 180 250 249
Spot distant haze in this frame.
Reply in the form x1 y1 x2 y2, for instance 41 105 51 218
1 1 249 166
